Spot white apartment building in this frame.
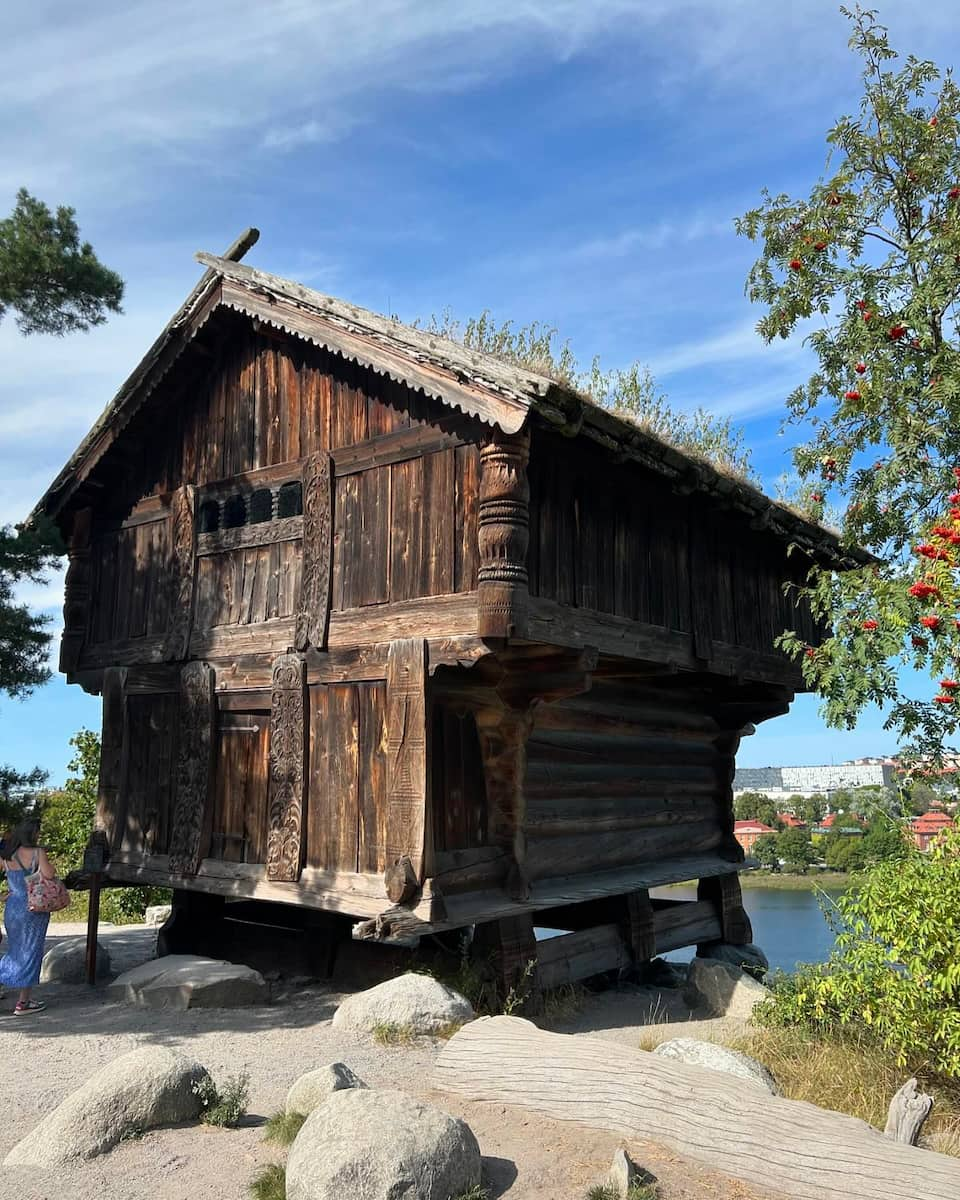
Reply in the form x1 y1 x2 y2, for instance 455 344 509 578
733 761 897 801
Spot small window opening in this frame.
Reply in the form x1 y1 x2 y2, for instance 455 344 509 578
198 500 221 533
248 488 273 524
277 480 303 518
223 494 248 529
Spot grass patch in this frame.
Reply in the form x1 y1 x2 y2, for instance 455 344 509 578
371 1021 416 1046
451 1188 489 1200
730 1027 960 1155
540 983 588 1023
739 871 851 892
194 1072 251 1128
263 1109 306 1147
586 1184 658 1200
432 1020 466 1041
249 1163 286 1200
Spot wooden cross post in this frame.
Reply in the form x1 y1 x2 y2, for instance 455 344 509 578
83 832 108 986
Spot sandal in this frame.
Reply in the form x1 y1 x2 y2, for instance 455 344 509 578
14 1000 46 1015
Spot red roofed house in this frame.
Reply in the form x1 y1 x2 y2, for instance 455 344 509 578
777 813 806 829
911 811 955 852
735 820 777 854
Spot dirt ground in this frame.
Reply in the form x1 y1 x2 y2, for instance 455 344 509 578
0 923 778 1200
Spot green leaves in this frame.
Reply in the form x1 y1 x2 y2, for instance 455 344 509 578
741 7 960 761
760 828 960 1076
0 189 123 336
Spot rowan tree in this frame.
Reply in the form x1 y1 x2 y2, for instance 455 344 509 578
737 7 960 767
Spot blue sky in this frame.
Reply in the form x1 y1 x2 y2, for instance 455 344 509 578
2 1 958 785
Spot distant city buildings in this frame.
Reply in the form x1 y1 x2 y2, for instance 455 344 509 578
733 760 898 800
910 811 955 852
733 820 777 854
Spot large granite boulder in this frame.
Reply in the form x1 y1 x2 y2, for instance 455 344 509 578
107 954 267 1010
697 941 769 982
653 1037 779 1094
286 1088 480 1200
144 904 172 927
332 974 473 1036
683 957 768 1020
40 936 112 983
286 1062 367 1115
3 1047 208 1166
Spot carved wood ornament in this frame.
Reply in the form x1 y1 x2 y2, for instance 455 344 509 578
294 452 333 652
477 428 530 639
266 652 307 882
384 638 428 885
168 660 215 874
164 484 197 661
60 507 93 674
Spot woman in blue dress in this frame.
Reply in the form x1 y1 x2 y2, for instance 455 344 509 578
0 818 55 1014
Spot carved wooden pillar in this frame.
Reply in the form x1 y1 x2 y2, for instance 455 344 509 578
477 427 530 639
384 638 428 887
60 507 93 674
266 653 307 882
294 452 333 651
168 661 215 875
474 702 535 901
164 484 197 661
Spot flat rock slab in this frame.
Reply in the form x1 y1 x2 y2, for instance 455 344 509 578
144 904 172 926
653 1037 779 1094
287 1087 480 1200
108 954 267 1010
40 936 112 983
332 973 474 1035
3 1046 208 1166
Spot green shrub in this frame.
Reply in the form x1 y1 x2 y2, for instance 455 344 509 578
757 829 960 1076
249 1163 286 1200
101 885 171 925
193 1072 251 1127
263 1109 306 1147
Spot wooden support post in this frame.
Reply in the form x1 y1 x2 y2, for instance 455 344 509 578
697 873 752 946
472 914 540 1009
82 831 108 986
622 890 657 964
477 428 530 639
474 704 535 900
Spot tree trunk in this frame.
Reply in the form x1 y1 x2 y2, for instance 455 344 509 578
434 1017 960 1200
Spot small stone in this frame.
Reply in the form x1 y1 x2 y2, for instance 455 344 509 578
40 937 112 984
286 1088 480 1200
3 1047 208 1166
609 1147 640 1196
108 954 267 1010
653 1038 779 1094
332 973 474 1036
286 1063 366 1115
683 957 768 1020
144 904 172 927
697 941 769 981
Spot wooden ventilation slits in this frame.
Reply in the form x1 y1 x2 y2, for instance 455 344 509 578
277 480 303 518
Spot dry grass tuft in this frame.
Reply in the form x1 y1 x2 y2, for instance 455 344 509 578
732 1027 960 1155
371 1020 416 1047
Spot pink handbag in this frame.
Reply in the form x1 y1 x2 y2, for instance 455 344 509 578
26 868 71 914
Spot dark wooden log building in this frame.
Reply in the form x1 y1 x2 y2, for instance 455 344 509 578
34 238 861 991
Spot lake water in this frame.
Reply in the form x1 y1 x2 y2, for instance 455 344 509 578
655 883 845 974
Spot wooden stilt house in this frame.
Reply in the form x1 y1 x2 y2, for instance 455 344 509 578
34 235 861 991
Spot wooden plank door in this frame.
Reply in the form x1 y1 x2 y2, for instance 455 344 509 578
210 712 270 863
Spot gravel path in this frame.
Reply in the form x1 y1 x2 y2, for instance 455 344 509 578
0 923 777 1200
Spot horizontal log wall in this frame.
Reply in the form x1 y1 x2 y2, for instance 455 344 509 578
527 429 819 657
523 679 727 883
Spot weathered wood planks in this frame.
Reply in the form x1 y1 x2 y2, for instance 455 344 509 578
435 1018 960 1200
168 661 215 875
384 639 428 883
